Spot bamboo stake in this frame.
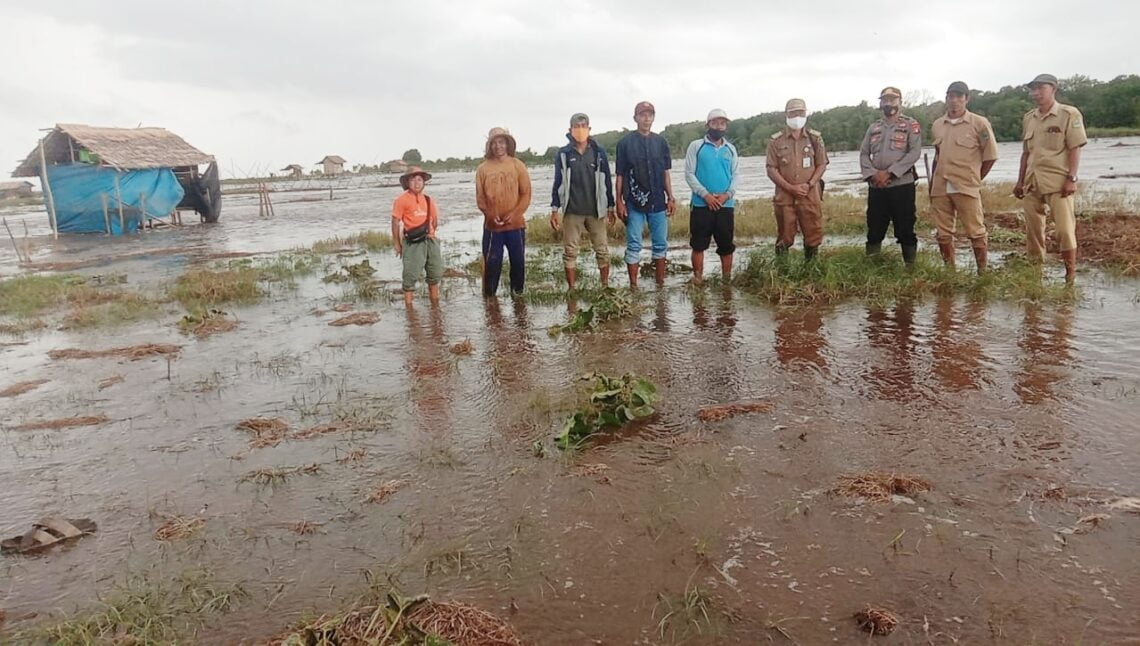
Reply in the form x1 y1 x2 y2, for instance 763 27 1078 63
3 217 27 263
140 192 147 231
101 193 111 234
37 139 59 239
114 174 125 234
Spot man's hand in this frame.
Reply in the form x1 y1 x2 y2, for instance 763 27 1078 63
871 170 891 188
606 208 616 226
1061 179 1077 198
549 210 561 232
704 193 723 211
666 197 676 217
395 242 403 258
1013 182 1025 199
616 200 627 221
793 183 811 199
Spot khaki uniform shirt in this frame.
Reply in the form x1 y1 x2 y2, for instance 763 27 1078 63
766 128 829 204
859 115 923 188
931 111 999 198
1022 102 1087 195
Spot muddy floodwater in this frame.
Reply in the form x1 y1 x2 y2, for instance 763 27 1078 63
2 141 1140 644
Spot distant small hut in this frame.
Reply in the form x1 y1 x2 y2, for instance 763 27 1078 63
318 155 346 176
0 180 34 199
381 159 409 173
281 164 304 179
12 124 221 235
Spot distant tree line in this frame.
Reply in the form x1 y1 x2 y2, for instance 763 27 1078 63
394 75 1139 170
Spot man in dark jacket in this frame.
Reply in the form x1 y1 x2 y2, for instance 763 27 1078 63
550 112 616 291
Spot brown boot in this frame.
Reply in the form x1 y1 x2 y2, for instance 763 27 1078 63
654 258 667 287
1061 249 1077 284
627 263 639 289
938 241 956 267
972 243 988 274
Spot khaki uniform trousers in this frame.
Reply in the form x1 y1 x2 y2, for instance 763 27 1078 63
774 198 823 248
1022 190 1077 258
930 194 986 244
562 214 609 269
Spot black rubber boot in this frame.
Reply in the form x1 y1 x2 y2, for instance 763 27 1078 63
775 244 789 256
901 244 917 267
865 242 882 256
804 245 818 261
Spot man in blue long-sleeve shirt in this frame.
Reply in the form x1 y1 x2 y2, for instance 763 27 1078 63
684 109 739 283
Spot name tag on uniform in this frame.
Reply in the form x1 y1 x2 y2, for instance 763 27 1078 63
802 157 812 169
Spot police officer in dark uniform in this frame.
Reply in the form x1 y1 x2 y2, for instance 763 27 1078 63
859 86 923 265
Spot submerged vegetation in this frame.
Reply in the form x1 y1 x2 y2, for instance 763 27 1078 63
554 372 660 449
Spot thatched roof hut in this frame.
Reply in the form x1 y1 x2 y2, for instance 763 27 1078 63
13 124 214 177
11 124 221 234
318 155 346 176
281 163 304 178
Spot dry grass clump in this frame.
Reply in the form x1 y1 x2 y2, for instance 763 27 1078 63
337 447 368 464
48 343 181 361
698 401 774 422
408 600 524 646
179 308 238 338
154 516 206 541
0 379 49 398
286 520 323 536
450 338 475 355
833 473 932 503
364 479 408 504
97 375 125 390
332 303 355 312
14 415 109 431
264 596 522 646
292 421 361 440
240 464 321 485
854 606 899 635
328 311 379 326
170 267 261 308
236 417 290 448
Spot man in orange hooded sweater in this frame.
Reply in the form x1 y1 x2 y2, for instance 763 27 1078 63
475 127 533 297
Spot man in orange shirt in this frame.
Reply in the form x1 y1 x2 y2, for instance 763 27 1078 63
391 167 442 306
476 127 532 297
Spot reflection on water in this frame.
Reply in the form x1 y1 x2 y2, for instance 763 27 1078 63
1015 303 1075 404
864 298 919 401
931 298 989 392
774 306 828 371
403 306 454 432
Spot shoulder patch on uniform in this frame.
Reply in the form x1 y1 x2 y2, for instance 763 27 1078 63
807 128 822 137
770 131 781 140
980 130 990 140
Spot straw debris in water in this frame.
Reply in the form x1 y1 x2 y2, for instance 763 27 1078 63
48 343 181 361
697 401 774 422
854 606 899 635
832 473 932 503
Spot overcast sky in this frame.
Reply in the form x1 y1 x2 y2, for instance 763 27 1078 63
3 1 1136 177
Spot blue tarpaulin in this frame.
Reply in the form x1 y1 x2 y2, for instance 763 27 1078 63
46 163 185 235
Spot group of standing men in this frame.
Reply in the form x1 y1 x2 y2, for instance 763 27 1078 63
388 73 1087 304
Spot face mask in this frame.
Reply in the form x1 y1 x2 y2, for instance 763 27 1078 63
571 128 590 144
786 116 807 130
881 105 899 117
706 128 726 141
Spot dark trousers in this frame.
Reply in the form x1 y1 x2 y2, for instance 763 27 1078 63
867 183 917 246
483 227 526 296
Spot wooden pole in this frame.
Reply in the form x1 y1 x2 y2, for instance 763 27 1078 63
37 139 59 239
140 192 147 231
101 194 111 234
114 174 125 234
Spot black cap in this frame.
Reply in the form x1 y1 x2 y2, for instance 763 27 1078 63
1026 73 1058 88
946 81 970 96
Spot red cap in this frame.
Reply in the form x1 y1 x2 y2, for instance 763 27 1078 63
633 101 655 116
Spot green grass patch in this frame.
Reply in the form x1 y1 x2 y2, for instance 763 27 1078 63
0 274 89 317
311 229 394 253
170 267 262 308
735 247 1077 305
1087 127 1140 138
549 288 641 335
15 569 244 645
61 293 162 330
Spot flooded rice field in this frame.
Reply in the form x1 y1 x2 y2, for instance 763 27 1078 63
2 141 1140 644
